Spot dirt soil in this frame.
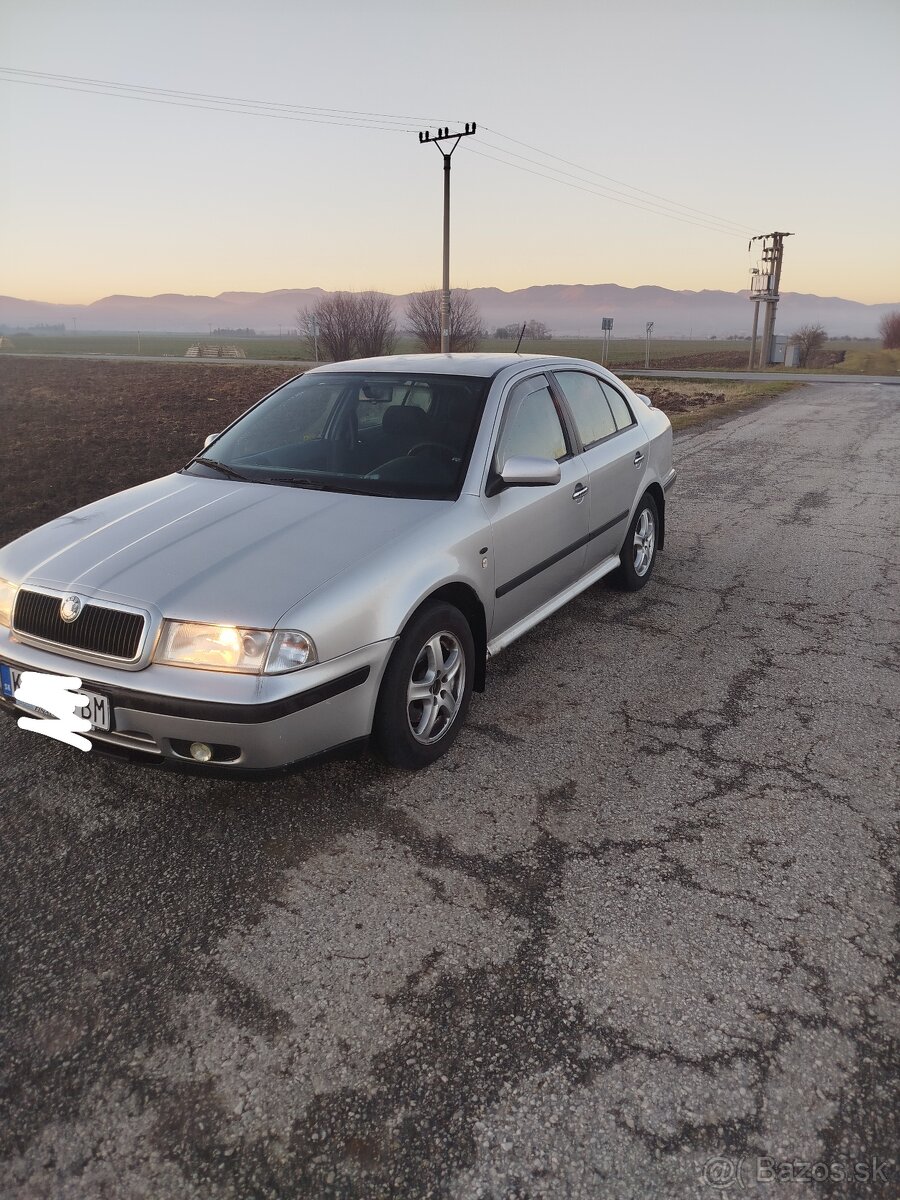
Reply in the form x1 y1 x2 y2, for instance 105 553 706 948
622 381 727 413
0 358 299 544
617 350 748 370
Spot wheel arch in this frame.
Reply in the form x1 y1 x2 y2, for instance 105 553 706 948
643 481 665 550
402 582 488 693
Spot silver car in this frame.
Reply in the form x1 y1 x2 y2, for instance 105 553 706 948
0 354 675 770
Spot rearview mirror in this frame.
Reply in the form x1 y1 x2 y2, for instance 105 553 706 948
203 433 218 448
499 455 561 487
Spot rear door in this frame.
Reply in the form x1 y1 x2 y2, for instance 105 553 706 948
482 373 590 639
551 370 649 567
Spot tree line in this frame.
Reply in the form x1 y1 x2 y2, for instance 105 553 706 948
296 290 554 361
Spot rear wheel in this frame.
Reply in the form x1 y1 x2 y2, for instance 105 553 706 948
612 492 659 591
373 602 474 769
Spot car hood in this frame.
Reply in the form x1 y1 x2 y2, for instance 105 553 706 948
1 473 439 627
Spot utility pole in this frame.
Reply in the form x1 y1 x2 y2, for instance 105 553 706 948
748 288 761 369
747 232 793 368
645 321 654 368
418 123 477 352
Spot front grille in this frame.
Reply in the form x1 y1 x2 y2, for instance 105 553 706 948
12 590 146 660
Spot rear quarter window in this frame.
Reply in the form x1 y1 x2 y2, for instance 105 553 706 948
600 382 637 431
553 370 617 448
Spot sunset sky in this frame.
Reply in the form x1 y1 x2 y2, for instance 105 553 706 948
2 0 898 305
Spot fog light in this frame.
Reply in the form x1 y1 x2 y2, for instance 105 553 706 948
190 742 213 762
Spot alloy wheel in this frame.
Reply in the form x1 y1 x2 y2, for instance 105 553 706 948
633 507 656 577
406 631 466 744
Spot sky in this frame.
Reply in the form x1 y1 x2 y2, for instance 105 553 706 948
1 0 898 306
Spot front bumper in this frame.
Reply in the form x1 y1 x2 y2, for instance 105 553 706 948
0 628 394 769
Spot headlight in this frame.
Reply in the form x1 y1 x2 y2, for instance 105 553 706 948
154 621 317 674
0 578 18 628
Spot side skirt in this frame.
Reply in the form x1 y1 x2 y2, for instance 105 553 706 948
486 554 621 659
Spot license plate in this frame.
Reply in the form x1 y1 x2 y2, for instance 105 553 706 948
0 663 111 731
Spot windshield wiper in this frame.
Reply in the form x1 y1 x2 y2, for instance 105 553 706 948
260 475 351 492
193 457 252 482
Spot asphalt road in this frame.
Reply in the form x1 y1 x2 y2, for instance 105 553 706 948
1 383 897 1198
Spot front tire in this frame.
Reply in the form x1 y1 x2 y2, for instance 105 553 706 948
373 602 475 769
612 492 659 591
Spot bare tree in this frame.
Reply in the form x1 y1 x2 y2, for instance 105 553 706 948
879 311 900 350
494 319 552 342
298 292 357 362
524 320 551 340
354 291 397 358
405 289 485 352
297 290 396 362
789 322 827 367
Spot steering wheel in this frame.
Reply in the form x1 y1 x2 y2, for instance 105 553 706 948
406 442 457 464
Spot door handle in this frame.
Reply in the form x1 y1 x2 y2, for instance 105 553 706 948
572 483 588 502
634 451 645 467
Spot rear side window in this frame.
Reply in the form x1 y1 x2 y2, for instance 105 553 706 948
553 371 616 448
600 382 636 431
497 381 568 464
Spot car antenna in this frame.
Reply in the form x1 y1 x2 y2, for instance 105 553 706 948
514 322 526 353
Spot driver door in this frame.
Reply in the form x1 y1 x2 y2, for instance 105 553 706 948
482 374 590 639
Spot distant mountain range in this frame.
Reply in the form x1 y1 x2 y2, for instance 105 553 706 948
1 284 895 338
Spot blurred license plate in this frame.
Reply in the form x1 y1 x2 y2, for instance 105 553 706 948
0 663 111 730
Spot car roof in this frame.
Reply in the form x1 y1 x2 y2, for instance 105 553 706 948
304 353 592 379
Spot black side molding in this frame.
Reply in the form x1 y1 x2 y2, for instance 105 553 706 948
496 511 629 598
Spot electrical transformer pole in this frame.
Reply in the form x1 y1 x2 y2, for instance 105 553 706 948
747 232 793 368
418 123 477 352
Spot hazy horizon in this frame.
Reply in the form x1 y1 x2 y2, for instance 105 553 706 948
5 279 900 307
3 278 892 341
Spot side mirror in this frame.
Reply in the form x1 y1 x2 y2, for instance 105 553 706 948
499 455 561 487
203 433 218 448
634 393 653 408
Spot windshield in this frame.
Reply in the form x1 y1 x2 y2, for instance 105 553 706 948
184 372 489 500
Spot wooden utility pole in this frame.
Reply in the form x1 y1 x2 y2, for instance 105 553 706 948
418 124 477 352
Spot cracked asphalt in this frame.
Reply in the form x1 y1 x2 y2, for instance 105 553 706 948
1 382 897 1198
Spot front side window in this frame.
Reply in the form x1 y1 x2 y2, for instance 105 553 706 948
185 372 488 500
552 371 617 448
496 380 568 465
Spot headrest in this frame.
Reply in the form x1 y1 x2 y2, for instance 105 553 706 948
442 390 479 425
382 405 428 435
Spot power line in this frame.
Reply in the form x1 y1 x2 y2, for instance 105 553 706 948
481 125 758 235
475 135 752 236
0 70 446 133
0 76 417 132
465 145 745 238
0 66 459 126
1 66 757 235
